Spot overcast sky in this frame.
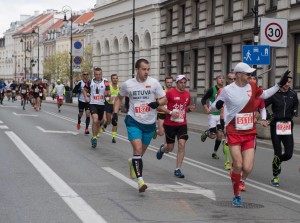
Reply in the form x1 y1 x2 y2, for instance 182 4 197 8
0 0 96 36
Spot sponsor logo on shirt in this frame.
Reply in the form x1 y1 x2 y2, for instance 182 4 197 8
174 97 180 100
145 84 151 88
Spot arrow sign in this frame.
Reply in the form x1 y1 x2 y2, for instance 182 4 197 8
13 112 38 117
36 126 79 135
102 167 216 200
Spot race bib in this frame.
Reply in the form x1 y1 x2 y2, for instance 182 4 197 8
93 94 103 103
34 88 39 93
58 96 63 100
276 121 292 135
39 93 43 97
170 109 185 123
134 103 150 118
12 90 16 93
21 89 26 94
235 113 254 130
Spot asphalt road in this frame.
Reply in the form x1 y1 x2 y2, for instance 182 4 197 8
0 101 299 223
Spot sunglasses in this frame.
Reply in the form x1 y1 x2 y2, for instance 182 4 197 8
83 73 88 75
228 78 236 81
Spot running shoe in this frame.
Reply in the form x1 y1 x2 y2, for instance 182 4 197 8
77 122 81 130
127 158 137 179
156 144 165 160
112 137 116 143
138 179 147 193
200 130 208 142
239 181 246 192
224 162 232 170
271 176 279 187
174 169 185 178
91 137 97 148
58 109 61 113
84 129 90 135
212 152 219 159
272 155 281 176
153 130 157 139
232 195 243 207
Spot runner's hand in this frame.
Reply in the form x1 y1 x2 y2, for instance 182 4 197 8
112 113 118 126
148 101 159 109
278 70 291 87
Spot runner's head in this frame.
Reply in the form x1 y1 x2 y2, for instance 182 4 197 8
82 72 89 81
233 62 256 84
111 74 118 84
93 67 103 81
215 74 224 87
135 58 150 82
57 79 61 84
164 76 173 90
175 74 187 92
226 72 236 85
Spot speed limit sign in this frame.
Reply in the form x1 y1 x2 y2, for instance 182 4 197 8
260 18 287 47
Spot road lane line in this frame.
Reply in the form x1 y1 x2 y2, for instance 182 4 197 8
5 131 107 223
0 125 9 129
43 111 300 203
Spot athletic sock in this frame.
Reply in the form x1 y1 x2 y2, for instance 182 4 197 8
223 142 231 163
78 114 81 124
132 156 143 178
231 171 241 196
86 117 90 129
214 139 222 152
112 131 117 138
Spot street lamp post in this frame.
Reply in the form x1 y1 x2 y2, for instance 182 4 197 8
32 25 40 79
132 0 135 78
63 5 73 103
20 35 27 80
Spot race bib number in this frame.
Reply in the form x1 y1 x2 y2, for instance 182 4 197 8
170 109 185 123
134 103 150 118
21 89 26 94
93 94 103 103
12 90 16 93
235 113 253 130
276 121 292 135
35 88 39 93
39 93 43 97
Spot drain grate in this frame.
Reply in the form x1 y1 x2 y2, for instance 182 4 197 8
212 201 264 209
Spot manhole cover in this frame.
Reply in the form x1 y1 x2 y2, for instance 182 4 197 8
212 201 264 209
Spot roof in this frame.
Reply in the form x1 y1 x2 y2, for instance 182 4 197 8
17 13 53 34
74 11 94 24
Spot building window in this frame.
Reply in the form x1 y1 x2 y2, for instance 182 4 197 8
208 0 216 25
179 4 186 32
226 0 233 20
167 8 173 35
246 0 254 15
166 52 172 76
294 34 300 89
192 49 198 89
270 0 278 8
179 51 185 74
226 44 232 74
209 47 214 87
192 0 199 28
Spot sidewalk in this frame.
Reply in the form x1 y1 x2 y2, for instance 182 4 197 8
45 97 300 152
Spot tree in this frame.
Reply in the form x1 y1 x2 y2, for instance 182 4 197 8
43 51 69 83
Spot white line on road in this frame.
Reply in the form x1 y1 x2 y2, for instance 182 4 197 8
103 167 216 200
5 131 107 223
0 120 3 124
12 112 38 117
36 126 79 135
44 111 300 204
0 125 9 129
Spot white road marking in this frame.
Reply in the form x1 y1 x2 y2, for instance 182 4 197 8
0 120 3 124
36 126 78 135
102 167 216 200
5 131 107 223
0 105 18 108
0 125 9 129
13 112 38 117
44 110 300 204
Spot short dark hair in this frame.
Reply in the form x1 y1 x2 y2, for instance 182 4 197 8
165 76 173 82
135 58 149 69
94 67 102 71
111 74 118 79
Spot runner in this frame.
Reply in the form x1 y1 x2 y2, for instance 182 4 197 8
153 76 173 139
18 80 29 110
0 79 6 104
156 74 196 178
201 74 225 159
82 67 110 148
210 62 290 207
265 74 298 187
112 58 167 192
52 80 65 113
104 74 120 143
73 72 91 134
38 79 47 110
10 80 17 102
31 79 41 111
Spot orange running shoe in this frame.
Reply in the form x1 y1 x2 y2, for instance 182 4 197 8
239 181 246 192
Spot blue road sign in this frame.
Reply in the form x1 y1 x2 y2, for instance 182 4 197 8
242 45 270 65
